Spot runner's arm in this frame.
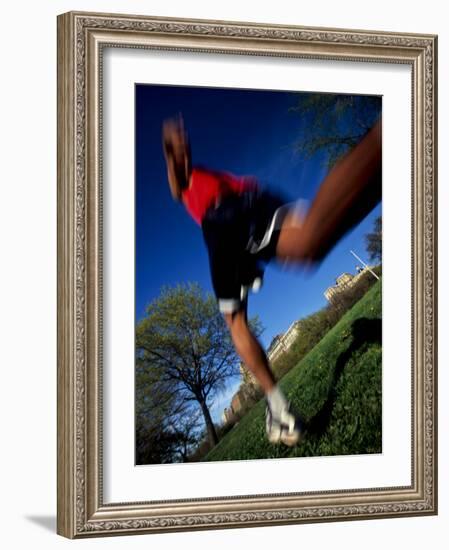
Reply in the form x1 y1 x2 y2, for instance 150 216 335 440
163 148 184 201
162 117 192 202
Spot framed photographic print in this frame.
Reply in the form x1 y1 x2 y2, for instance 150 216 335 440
57 11 438 538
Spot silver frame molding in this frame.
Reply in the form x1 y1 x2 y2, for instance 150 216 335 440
57 11 438 539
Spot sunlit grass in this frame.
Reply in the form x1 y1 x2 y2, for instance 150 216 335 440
203 280 382 462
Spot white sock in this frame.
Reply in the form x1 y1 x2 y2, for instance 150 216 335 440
266 385 288 418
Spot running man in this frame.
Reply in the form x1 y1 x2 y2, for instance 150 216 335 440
162 114 382 446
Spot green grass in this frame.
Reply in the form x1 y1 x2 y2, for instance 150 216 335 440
203 280 382 462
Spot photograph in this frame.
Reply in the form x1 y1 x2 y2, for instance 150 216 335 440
1 0 444 545
134 84 383 465
56 10 437 537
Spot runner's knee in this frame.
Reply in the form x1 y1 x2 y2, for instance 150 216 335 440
223 310 247 332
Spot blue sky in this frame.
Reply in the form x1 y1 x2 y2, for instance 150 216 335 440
135 84 381 423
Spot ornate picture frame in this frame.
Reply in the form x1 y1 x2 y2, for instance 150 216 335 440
57 11 437 538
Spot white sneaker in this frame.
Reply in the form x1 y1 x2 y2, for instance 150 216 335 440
265 401 303 447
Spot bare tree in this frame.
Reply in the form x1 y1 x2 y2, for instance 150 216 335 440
289 93 382 169
365 215 382 263
136 283 262 451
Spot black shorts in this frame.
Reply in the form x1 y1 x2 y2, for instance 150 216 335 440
201 188 290 314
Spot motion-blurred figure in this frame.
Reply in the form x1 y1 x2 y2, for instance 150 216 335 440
162 113 381 446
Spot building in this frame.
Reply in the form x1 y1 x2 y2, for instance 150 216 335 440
221 407 234 424
324 266 371 302
267 320 301 363
231 392 244 414
221 388 248 425
240 361 258 387
282 320 301 349
324 272 354 302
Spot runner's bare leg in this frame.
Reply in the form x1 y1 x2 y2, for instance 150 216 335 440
224 308 276 393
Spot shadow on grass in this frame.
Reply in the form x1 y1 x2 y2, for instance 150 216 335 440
306 317 381 436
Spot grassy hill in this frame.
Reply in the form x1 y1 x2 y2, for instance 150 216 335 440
203 279 382 462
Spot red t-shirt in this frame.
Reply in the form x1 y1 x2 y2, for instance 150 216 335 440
181 166 259 225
